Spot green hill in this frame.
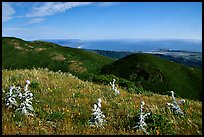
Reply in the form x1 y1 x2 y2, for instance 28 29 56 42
2 37 202 101
2 37 114 78
101 53 202 101
2 69 202 135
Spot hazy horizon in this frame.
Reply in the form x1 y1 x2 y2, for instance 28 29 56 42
40 38 202 52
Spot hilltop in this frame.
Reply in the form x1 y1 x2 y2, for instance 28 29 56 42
2 69 202 135
2 37 202 102
101 53 202 101
2 37 114 78
87 49 202 68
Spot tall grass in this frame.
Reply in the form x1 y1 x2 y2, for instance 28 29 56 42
2 68 202 135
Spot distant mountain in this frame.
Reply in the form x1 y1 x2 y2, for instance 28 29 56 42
101 53 202 101
153 53 202 68
87 49 133 59
89 49 202 68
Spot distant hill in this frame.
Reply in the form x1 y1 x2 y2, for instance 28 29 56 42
2 37 202 101
2 37 114 78
153 53 202 68
87 49 133 59
101 53 202 101
88 49 202 68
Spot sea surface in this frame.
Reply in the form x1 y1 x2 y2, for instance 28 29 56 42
41 39 202 52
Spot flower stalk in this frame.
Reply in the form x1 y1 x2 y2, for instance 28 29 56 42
166 91 185 115
4 80 35 116
133 101 151 135
89 98 106 128
110 79 120 95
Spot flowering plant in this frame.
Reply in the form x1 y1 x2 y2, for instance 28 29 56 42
89 98 106 128
132 101 151 135
5 86 21 108
4 80 35 116
110 79 120 95
166 91 185 115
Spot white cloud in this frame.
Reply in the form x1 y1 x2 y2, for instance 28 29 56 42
3 27 31 32
2 2 15 22
2 26 69 40
26 18 45 24
26 2 93 18
2 2 119 23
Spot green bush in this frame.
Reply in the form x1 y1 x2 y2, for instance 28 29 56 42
30 81 40 90
46 111 65 122
146 113 175 135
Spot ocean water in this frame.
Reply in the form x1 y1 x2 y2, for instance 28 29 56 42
42 39 202 52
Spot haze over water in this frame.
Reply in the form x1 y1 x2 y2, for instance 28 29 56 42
42 39 202 52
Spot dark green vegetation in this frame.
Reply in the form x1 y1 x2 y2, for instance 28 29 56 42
101 53 202 101
89 49 202 68
153 53 202 68
2 37 114 77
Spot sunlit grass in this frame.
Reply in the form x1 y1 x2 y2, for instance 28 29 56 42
2 68 202 135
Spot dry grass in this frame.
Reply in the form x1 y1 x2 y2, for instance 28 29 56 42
68 61 87 73
34 48 47 52
15 46 24 50
50 54 66 61
2 68 202 135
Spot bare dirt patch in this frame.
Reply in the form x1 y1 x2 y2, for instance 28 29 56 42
25 44 34 49
68 61 87 73
14 46 24 50
51 54 66 61
35 48 47 52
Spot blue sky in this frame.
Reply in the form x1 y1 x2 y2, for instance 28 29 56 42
2 2 202 41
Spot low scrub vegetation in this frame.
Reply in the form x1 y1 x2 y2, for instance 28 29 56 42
101 53 202 101
2 68 202 135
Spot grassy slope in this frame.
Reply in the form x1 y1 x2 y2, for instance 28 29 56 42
101 53 202 101
2 37 114 76
2 69 202 135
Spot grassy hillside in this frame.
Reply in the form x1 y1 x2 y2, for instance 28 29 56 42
2 37 114 77
2 37 201 101
2 69 202 135
101 53 202 101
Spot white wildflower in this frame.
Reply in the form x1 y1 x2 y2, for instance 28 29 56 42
4 86 19 108
166 91 185 115
110 79 116 90
110 79 120 95
26 80 30 85
4 80 35 116
133 101 151 135
97 98 102 108
16 103 34 116
9 86 15 96
24 80 30 92
16 82 35 116
89 98 106 128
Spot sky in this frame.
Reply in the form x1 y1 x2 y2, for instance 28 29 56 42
2 2 202 41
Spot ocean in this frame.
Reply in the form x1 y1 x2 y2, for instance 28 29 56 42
41 39 202 52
